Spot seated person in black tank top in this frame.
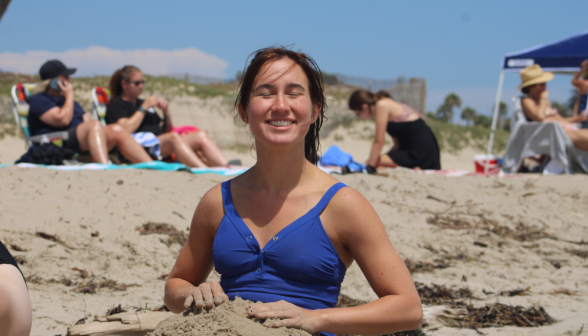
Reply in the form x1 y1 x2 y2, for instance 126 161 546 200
105 66 229 168
0 240 32 336
348 89 440 170
28 60 152 164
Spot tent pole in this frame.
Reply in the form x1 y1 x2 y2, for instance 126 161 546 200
485 71 505 173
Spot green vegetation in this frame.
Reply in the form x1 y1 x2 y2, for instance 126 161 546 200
436 92 462 122
427 118 509 154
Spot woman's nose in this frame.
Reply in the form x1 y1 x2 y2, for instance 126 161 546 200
272 93 289 112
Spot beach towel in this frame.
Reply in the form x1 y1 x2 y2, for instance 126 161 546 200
1 161 248 176
171 125 199 135
502 122 588 174
132 132 162 159
320 145 365 173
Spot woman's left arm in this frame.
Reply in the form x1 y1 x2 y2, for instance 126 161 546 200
158 98 174 133
249 187 422 334
366 107 389 166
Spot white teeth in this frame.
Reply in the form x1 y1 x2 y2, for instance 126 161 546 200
268 120 294 126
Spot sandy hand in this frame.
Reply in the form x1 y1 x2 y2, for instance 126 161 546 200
183 281 228 310
247 300 320 333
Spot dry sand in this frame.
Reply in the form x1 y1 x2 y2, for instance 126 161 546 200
147 297 311 336
0 122 587 336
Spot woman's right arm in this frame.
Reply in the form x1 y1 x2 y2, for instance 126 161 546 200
164 184 227 313
39 81 75 128
114 96 159 133
521 93 550 121
366 105 389 166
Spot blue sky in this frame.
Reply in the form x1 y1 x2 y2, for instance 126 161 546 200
1 0 586 120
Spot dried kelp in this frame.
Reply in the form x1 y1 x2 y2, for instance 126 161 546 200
404 258 450 273
138 222 187 247
464 304 555 328
415 282 474 307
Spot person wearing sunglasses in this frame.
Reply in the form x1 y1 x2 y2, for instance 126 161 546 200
105 65 229 168
27 60 153 164
348 89 440 170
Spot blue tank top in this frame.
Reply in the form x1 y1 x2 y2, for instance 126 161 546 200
213 181 348 311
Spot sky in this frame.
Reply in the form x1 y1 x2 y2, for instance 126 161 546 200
1 0 586 121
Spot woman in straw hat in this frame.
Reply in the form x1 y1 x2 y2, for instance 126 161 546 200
520 64 588 151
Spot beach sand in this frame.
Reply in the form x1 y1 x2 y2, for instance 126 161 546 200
0 164 586 335
0 119 587 336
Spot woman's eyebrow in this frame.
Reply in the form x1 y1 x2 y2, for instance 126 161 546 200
287 83 305 91
254 83 274 92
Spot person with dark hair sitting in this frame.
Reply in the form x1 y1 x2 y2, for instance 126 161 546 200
519 64 588 151
105 65 229 168
28 60 152 164
0 240 32 336
163 46 422 336
348 89 440 170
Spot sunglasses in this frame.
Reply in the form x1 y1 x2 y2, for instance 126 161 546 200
127 80 145 86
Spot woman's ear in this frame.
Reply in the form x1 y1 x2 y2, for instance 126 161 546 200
311 104 320 123
238 104 249 123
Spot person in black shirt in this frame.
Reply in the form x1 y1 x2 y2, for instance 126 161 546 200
348 90 440 170
28 60 153 164
106 66 229 168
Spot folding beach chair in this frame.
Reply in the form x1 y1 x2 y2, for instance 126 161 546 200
91 87 110 126
11 84 69 147
502 96 588 173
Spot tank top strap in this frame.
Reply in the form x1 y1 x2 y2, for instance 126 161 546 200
306 182 347 218
221 180 235 215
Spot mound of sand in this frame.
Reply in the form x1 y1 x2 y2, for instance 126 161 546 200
148 297 311 336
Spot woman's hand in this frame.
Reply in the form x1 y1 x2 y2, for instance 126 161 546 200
156 98 169 113
540 90 549 101
247 300 321 333
57 80 74 99
183 281 228 310
141 95 159 110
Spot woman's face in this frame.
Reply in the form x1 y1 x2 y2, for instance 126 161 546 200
528 82 547 96
242 58 318 151
355 104 372 119
122 70 144 98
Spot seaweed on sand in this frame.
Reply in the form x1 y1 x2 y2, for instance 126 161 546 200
415 282 474 307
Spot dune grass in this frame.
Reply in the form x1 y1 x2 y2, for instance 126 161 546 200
427 119 509 154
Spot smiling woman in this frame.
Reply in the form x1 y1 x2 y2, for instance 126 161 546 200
163 46 422 336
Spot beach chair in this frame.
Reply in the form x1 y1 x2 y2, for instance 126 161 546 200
502 96 588 174
11 84 69 147
91 87 110 126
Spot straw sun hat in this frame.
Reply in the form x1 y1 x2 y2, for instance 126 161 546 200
518 64 554 89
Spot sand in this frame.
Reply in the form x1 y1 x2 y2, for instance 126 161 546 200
147 297 311 336
0 119 587 335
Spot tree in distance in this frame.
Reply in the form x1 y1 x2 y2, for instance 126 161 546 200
460 106 476 126
436 93 462 123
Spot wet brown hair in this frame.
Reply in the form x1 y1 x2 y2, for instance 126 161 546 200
348 89 392 110
234 46 327 165
109 65 141 97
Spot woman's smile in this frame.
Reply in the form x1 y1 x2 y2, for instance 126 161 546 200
266 119 296 128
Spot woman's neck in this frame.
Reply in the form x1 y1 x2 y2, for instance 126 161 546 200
247 141 312 193
120 92 138 104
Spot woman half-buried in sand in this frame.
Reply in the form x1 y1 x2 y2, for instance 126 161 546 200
519 64 588 151
0 241 32 336
105 66 229 168
164 47 422 335
348 90 440 171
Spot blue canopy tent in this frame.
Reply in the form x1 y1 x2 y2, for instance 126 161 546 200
486 30 588 162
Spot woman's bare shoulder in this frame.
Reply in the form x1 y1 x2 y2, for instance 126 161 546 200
326 185 376 225
191 183 225 232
